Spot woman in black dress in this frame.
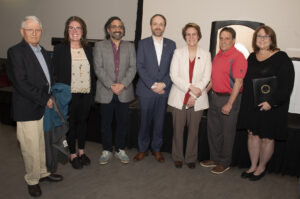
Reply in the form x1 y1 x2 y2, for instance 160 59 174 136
53 16 95 169
239 25 294 180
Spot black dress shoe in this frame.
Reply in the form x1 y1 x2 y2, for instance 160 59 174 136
187 162 196 169
241 171 254 179
70 157 83 169
174 161 183 168
40 173 63 182
249 170 267 181
28 184 41 197
79 154 91 165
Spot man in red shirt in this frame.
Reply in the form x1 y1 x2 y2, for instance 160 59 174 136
200 27 247 174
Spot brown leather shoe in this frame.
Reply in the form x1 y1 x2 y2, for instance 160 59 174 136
211 164 230 174
174 161 183 168
152 152 165 163
133 151 149 161
200 160 218 168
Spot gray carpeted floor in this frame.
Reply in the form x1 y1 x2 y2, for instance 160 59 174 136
0 122 298 199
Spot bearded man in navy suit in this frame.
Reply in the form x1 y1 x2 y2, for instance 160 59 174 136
134 14 176 162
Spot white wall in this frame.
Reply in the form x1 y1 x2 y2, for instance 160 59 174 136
142 0 300 57
1 0 300 58
0 0 137 57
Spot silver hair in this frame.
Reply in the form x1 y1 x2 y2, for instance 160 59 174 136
21 16 43 29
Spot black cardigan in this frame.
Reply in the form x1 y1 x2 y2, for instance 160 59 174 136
52 43 96 95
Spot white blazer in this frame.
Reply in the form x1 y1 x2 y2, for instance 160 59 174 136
168 45 212 111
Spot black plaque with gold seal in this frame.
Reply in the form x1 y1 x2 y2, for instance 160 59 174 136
252 76 277 107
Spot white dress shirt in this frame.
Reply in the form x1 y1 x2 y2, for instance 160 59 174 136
153 36 163 66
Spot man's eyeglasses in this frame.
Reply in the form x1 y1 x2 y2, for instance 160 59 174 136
23 29 42 34
110 25 124 30
68 26 82 32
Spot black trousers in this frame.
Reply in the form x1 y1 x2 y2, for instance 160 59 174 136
67 93 92 154
100 94 129 152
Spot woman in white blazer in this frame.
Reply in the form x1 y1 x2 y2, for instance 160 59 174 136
168 23 211 169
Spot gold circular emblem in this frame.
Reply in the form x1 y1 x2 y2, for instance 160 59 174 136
261 84 271 94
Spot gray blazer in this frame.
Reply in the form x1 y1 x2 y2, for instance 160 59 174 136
93 39 136 103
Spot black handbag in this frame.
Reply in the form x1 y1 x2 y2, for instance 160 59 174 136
252 76 277 106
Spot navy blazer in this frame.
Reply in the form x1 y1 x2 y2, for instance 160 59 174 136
52 43 96 96
136 37 176 98
7 40 53 121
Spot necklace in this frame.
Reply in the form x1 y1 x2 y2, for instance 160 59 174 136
79 64 83 77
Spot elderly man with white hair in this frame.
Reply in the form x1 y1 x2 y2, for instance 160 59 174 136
7 16 63 197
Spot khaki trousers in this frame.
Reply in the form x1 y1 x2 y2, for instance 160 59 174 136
171 106 203 163
17 117 50 185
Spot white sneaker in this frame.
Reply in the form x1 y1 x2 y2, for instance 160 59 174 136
115 149 129 164
99 150 112 165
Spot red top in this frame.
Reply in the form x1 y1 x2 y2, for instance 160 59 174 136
184 57 196 104
211 46 247 93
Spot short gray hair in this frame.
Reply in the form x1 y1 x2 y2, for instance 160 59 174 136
21 16 42 29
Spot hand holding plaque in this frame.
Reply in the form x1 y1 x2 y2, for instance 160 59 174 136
252 76 277 107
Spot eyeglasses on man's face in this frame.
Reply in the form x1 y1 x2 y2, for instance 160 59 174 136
23 29 42 34
109 25 124 30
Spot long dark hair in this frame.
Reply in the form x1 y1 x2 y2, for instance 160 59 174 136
63 16 88 47
104 16 125 40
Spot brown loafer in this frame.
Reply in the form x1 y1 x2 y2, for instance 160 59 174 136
211 164 230 174
133 151 149 161
174 161 183 168
200 160 218 168
152 152 165 163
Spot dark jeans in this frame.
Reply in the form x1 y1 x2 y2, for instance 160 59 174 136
100 94 129 152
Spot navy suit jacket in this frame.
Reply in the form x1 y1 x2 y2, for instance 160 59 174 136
136 37 176 98
7 40 53 121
